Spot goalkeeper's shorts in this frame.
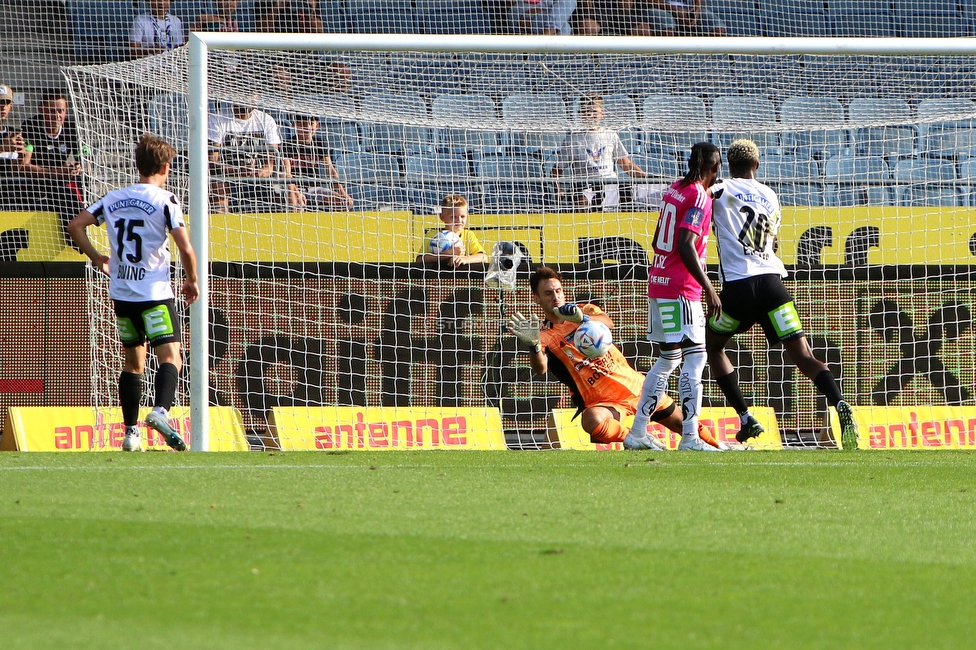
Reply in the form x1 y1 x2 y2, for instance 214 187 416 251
591 392 674 420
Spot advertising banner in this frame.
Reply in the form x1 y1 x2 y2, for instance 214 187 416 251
830 406 976 450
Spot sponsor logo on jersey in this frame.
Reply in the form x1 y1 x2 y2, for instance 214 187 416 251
684 207 704 227
733 192 775 215
109 198 156 214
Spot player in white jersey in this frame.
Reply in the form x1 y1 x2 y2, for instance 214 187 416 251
552 96 647 210
705 139 859 450
68 134 198 452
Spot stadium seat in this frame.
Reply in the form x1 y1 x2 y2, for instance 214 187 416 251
848 98 917 160
501 93 569 154
477 153 549 212
385 52 461 97
319 119 361 156
630 154 682 181
828 1 897 37
571 94 640 154
417 0 490 34
780 96 848 159
710 95 779 152
148 92 189 153
916 98 976 159
957 159 976 206
892 158 961 206
761 0 831 36
345 0 418 33
823 153 895 206
761 154 823 206
641 95 708 158
335 151 406 207
702 0 761 36
69 0 134 63
899 11 972 36
318 0 349 32
431 94 501 154
405 152 475 213
360 92 432 155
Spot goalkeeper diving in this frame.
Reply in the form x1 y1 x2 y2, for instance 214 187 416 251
507 266 725 450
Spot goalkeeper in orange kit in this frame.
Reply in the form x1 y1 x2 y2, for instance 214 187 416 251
507 266 725 450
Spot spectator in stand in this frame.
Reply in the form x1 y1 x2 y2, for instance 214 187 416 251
573 0 676 36
281 113 353 211
648 0 725 36
254 0 324 33
415 194 488 268
20 89 84 246
191 0 242 32
130 0 187 59
551 95 647 210
208 96 283 212
0 84 27 176
511 0 578 35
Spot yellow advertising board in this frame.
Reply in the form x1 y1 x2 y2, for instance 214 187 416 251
270 406 506 450
551 407 783 450
830 405 976 450
1 406 248 451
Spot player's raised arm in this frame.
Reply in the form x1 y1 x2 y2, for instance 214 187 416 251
67 209 109 276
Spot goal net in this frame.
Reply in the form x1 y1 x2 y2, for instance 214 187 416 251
63 37 976 450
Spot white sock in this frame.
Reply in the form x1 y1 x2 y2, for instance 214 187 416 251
152 406 167 416
125 425 139 435
678 344 707 438
631 349 682 437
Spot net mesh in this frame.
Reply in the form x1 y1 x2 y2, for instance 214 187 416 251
60 43 976 449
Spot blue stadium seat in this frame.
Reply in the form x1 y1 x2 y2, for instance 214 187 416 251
345 0 418 33
477 153 549 212
335 152 406 207
641 95 708 158
828 1 897 37
319 0 349 32
780 96 848 159
431 94 501 153
892 158 961 206
702 0 761 36
571 94 640 154
417 0 490 34
899 11 972 37
848 98 917 160
501 93 569 154
360 92 431 155
823 153 895 206
630 154 682 180
761 154 823 206
957 158 976 206
405 152 475 213
319 119 361 156
710 95 779 152
916 98 976 159
761 0 831 36
69 0 134 63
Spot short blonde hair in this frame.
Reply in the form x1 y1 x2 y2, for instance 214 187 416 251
441 193 468 209
726 139 760 174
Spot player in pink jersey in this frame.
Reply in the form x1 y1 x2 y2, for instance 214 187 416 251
626 142 723 451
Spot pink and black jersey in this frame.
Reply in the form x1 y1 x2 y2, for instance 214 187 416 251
647 180 712 301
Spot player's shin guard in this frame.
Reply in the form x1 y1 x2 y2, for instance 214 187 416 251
154 363 179 411
631 349 682 437
678 344 707 437
119 371 142 427
813 369 844 407
590 418 627 444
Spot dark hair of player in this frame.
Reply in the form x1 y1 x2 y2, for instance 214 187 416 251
680 141 721 187
135 133 176 177
529 265 561 295
37 89 68 105
441 193 468 208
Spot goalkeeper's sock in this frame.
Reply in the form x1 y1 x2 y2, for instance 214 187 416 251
698 422 720 448
154 363 179 411
678 344 706 437
813 369 844 407
590 418 627 444
715 370 750 415
119 371 142 427
631 349 682 438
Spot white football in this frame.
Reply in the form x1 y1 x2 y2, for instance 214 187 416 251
574 320 613 358
430 229 461 254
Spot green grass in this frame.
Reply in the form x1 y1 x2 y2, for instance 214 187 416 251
1 451 974 649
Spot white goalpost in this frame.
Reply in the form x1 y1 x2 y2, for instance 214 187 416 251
63 34 976 451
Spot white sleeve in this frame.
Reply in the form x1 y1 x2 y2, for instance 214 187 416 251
171 17 186 46
264 114 282 146
207 115 224 144
129 15 150 45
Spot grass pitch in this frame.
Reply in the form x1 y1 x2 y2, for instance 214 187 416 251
1 450 974 649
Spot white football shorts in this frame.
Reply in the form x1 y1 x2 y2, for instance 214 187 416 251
646 296 705 345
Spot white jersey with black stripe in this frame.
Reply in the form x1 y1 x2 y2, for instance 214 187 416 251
710 178 787 283
88 183 185 302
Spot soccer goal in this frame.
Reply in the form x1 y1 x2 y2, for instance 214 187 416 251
63 35 976 451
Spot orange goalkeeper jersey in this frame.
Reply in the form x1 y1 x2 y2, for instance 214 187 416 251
539 303 646 413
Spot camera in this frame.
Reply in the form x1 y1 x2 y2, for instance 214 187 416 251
485 241 523 291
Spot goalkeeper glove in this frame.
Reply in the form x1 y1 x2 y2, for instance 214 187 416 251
556 303 589 324
507 312 542 353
